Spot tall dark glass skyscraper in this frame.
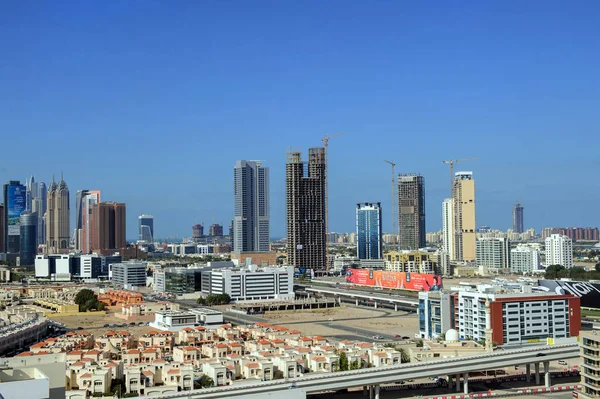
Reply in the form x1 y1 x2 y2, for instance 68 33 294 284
233 160 270 253
3 181 26 256
398 174 426 250
356 202 383 260
513 203 524 233
20 211 37 266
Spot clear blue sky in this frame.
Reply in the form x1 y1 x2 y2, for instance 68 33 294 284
2 1 599 240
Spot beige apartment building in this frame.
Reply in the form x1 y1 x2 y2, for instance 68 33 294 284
453 172 476 262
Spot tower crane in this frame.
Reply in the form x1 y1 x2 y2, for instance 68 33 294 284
321 132 344 259
442 158 479 197
384 160 397 248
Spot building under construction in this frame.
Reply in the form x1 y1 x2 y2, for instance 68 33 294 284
286 148 327 271
398 174 426 250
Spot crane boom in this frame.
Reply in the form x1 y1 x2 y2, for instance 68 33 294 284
384 160 397 249
442 157 479 197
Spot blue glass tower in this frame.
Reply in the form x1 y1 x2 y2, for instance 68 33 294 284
356 202 383 260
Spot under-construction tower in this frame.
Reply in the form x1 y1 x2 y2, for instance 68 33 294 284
398 174 426 250
286 148 327 271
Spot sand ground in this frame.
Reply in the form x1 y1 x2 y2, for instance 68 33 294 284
48 310 154 336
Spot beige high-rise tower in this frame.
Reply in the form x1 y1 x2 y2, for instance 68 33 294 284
46 174 70 254
453 171 476 262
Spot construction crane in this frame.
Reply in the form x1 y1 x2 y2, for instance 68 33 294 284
321 132 344 251
384 160 397 248
442 158 479 197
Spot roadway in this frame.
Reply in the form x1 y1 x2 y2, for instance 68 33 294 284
138 343 580 399
302 286 419 309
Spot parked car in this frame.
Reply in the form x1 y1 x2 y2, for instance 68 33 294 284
558 360 567 365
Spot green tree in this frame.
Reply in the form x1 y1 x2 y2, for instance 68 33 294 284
197 297 206 305
110 378 126 396
338 351 349 371
199 375 214 388
349 360 360 370
544 265 565 280
595 263 600 273
397 348 411 363
415 339 424 348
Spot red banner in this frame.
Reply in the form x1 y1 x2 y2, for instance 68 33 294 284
345 269 442 291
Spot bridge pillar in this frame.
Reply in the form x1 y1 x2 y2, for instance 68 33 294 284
526 364 531 382
448 375 453 389
395 304 398 311
363 386 368 396
456 374 461 392
463 372 469 394
374 384 380 399
356 299 359 306
544 361 551 388
535 362 540 385
374 301 378 309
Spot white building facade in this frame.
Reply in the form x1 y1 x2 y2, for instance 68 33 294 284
545 234 573 268
442 198 454 260
205 265 293 301
417 291 453 340
510 245 541 273
111 262 147 288
476 237 510 273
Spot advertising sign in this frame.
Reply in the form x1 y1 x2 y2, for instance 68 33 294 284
538 279 600 309
7 185 26 236
345 268 442 291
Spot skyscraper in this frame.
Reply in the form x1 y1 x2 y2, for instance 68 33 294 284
286 148 326 271
3 181 26 256
20 211 37 266
90 202 126 252
209 223 223 237
37 181 47 245
139 214 154 243
192 224 204 241
513 202 524 233
25 175 38 212
398 174 426 250
75 189 90 250
0 203 4 253
81 190 101 253
46 174 70 253
356 202 382 260
442 198 455 260
453 172 476 262
545 234 573 268
233 160 270 253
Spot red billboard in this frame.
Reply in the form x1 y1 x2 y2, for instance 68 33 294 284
345 269 442 291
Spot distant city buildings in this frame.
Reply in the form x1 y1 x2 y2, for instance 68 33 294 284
545 234 573 268
356 202 382 260
512 202 524 233
398 174 425 250
510 244 540 273
111 261 147 288
209 223 223 237
542 227 599 241
46 174 70 254
138 214 154 243
233 160 270 253
475 237 510 273
286 149 327 271
0 203 4 253
453 172 476 262
192 224 204 241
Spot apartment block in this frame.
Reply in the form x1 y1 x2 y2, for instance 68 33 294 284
453 172 476 262
476 237 510 273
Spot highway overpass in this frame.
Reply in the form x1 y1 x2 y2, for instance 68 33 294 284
304 286 419 309
139 343 580 399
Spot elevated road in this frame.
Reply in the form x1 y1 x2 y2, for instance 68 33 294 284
304 286 419 308
139 343 580 399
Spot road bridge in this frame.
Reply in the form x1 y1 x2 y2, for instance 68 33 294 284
138 343 579 399
304 286 418 310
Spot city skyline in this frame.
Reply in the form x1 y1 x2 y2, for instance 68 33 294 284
1 3 599 239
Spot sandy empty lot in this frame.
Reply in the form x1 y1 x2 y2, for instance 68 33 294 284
48 310 154 337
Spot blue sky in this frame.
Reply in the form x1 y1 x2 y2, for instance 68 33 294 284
1 1 599 239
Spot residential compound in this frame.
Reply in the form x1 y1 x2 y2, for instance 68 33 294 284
545 234 574 268
398 174 426 250
12 321 402 398
418 289 581 346
286 148 327 271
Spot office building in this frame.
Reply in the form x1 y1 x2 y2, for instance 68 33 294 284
111 261 147 288
154 267 202 295
542 227 599 241
510 244 540 273
192 224 204 241
442 198 455 260
286 149 327 271
455 291 579 345
34 254 105 279
513 203 524 233
475 237 510 273
418 291 453 339
453 172 476 262
209 223 223 237
545 234 573 268
202 265 293 301
19 211 38 266
90 202 126 252
356 202 383 260
74 189 89 250
80 190 101 253
233 160 270 253
139 214 154 243
579 331 600 399
3 181 26 257
46 174 70 253
398 174 426 250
